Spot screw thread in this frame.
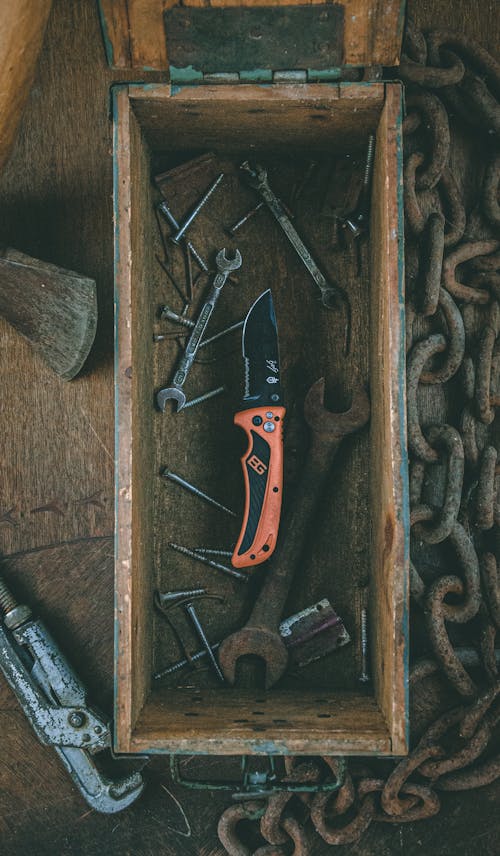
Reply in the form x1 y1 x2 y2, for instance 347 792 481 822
0 577 18 615
363 135 375 187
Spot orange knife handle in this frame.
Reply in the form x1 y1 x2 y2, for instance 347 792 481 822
232 405 286 569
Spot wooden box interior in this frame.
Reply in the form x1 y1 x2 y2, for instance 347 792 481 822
114 82 408 756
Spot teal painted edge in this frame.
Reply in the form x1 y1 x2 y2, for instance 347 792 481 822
307 68 342 82
169 67 344 85
97 1 114 67
170 65 204 85
111 83 127 750
239 69 273 83
394 83 410 751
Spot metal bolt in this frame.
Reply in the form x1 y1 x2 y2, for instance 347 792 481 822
168 542 247 583
153 642 221 679
184 601 225 683
160 305 195 328
226 202 264 236
158 202 208 271
182 386 226 410
68 711 86 728
171 173 224 244
359 608 370 683
161 470 236 517
343 134 375 238
0 577 18 615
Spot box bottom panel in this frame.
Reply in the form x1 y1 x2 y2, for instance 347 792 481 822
129 689 391 755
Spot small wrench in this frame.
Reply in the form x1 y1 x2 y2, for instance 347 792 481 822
217 377 370 688
156 248 242 412
240 161 349 317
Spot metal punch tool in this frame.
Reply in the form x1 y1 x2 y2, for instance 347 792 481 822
156 248 242 412
0 576 145 813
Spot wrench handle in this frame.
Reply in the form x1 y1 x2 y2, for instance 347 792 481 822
232 406 286 569
172 279 225 387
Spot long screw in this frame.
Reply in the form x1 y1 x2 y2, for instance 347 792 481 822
359 608 370 683
226 202 264 236
156 588 206 606
182 386 226 410
160 305 195 328
193 548 233 557
168 542 247 582
184 601 225 682
153 642 221 679
343 134 375 238
172 173 224 244
161 470 236 517
158 202 208 271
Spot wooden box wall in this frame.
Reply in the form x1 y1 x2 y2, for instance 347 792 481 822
113 81 408 756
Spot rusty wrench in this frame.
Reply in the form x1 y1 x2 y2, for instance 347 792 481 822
156 248 242 412
217 377 370 688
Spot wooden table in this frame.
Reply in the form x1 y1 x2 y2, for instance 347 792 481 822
0 1 498 852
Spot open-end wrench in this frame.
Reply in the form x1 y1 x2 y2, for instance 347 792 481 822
156 248 242 412
240 162 350 323
217 377 370 689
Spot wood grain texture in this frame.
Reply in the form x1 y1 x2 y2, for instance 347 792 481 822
98 0 404 70
0 0 499 853
0 248 97 379
115 81 407 755
0 0 53 173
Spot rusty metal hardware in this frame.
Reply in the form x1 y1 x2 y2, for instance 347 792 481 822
158 201 208 271
226 202 265 236
171 754 346 796
171 173 224 244
217 377 370 688
342 134 375 238
0 576 144 813
359 608 370 683
181 385 226 409
215 21 500 850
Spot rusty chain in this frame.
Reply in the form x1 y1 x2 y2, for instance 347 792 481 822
217 21 499 853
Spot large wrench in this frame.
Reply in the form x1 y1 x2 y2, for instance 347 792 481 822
218 377 370 689
240 162 348 315
156 248 242 412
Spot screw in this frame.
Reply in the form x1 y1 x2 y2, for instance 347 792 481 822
199 320 244 349
156 588 206 606
158 202 208 271
168 542 248 583
153 642 221 679
160 305 195 328
226 202 264 236
193 548 233 557
161 470 236 517
184 601 225 683
171 173 225 244
359 608 370 683
343 134 375 238
182 385 226 410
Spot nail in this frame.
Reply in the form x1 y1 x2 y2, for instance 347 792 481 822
162 470 236 517
171 173 224 244
184 602 225 682
158 202 208 271
199 320 244 349
193 548 233 557
156 588 206 605
160 304 195 328
226 202 264 236
359 608 370 683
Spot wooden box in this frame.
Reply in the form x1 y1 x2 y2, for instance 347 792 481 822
109 1 409 757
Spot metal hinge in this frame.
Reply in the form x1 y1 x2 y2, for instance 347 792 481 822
170 67 345 86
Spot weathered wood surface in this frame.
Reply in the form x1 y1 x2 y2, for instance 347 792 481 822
99 0 404 71
0 247 97 379
0 0 499 854
0 0 53 173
